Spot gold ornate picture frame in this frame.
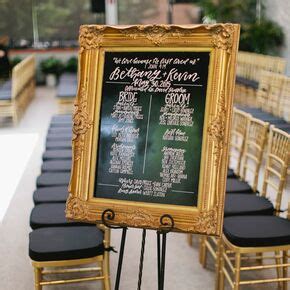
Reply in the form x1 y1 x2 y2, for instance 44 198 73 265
66 24 240 235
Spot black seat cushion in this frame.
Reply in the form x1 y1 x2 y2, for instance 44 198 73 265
50 122 72 128
51 114 72 123
30 203 89 229
235 77 259 89
29 226 104 261
46 134 72 142
42 150 72 161
223 216 290 247
275 123 290 134
48 128 72 134
33 186 69 204
224 194 274 217
41 160 72 173
236 106 263 114
255 116 286 125
226 178 253 194
0 89 11 100
36 172 70 187
46 140 72 150
227 169 237 179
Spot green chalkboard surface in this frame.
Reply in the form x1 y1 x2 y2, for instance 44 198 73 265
94 51 210 207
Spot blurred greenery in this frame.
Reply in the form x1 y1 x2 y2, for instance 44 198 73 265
0 0 97 42
11 56 23 68
65 56 78 73
40 57 64 76
197 0 284 55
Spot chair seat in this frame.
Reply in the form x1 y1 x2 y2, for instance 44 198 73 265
0 89 11 100
224 194 274 217
46 134 72 142
236 77 259 90
42 150 72 161
36 172 70 187
256 116 286 125
46 140 72 150
226 178 254 193
227 169 237 179
30 203 86 229
51 114 72 123
235 106 263 114
223 216 290 247
49 122 72 128
41 160 71 173
33 186 69 204
48 128 72 135
29 226 104 261
275 123 290 134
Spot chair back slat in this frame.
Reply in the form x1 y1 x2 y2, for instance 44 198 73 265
261 126 290 213
229 108 250 176
279 78 290 122
241 117 269 192
11 54 35 100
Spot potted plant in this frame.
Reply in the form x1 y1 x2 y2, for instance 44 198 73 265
40 57 64 87
65 56 78 74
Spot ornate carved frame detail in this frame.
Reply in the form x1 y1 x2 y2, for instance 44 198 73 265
66 24 240 235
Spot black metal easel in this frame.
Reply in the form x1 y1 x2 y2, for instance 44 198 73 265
101 209 174 290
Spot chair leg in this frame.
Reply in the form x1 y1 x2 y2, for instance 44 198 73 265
275 250 283 289
33 266 42 290
187 234 193 247
215 238 222 290
103 253 111 290
283 250 288 290
217 242 225 290
199 236 207 268
234 253 241 290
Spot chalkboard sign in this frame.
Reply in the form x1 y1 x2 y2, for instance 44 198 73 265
66 24 240 235
95 51 209 207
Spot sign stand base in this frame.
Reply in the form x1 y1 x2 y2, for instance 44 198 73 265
101 209 174 290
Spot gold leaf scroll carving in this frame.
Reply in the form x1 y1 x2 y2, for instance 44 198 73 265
119 24 182 46
185 207 218 235
66 196 89 220
118 208 156 228
72 81 92 160
211 24 235 53
207 90 227 166
79 25 106 52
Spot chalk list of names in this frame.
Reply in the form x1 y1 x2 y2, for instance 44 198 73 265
95 51 210 206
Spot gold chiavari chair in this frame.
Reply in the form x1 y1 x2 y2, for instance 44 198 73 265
219 127 290 290
264 73 286 116
30 225 111 290
187 108 249 247
256 70 273 110
199 116 270 286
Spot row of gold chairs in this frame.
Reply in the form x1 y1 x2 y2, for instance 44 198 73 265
237 51 286 83
235 51 287 110
0 54 36 124
196 108 290 289
29 115 111 289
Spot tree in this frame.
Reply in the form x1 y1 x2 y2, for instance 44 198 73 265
197 0 284 55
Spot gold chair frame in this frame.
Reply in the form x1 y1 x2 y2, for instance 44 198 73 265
198 116 270 289
219 127 290 290
229 108 251 177
31 226 111 290
0 54 35 124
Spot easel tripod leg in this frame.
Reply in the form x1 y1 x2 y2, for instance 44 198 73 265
114 227 127 290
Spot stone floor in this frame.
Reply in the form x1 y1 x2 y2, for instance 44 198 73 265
0 87 288 290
